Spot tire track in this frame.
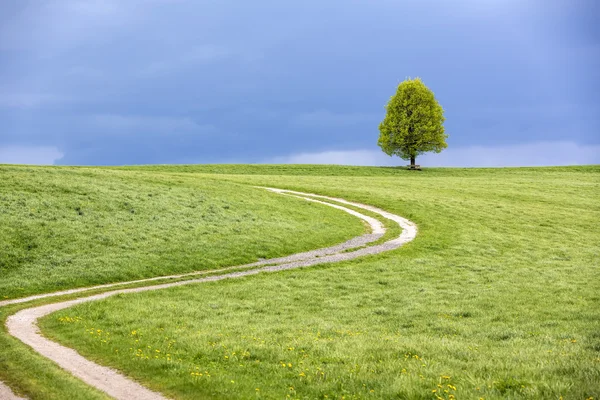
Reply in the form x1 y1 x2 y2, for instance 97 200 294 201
2 189 417 400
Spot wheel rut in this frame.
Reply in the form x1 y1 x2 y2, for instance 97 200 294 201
1 188 417 400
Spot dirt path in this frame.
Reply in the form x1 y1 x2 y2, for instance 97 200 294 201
2 189 417 400
0 192 384 309
0 381 26 400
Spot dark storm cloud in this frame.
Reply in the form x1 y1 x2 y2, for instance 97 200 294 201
0 0 598 165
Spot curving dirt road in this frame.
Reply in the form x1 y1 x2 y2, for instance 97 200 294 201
1 188 417 400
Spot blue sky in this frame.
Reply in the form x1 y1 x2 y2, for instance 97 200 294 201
0 0 598 166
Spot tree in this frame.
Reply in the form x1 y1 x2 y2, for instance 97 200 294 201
378 78 447 168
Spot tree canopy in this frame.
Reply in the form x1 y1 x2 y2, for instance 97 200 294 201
378 78 447 167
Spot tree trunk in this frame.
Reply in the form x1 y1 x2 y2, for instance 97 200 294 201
410 155 416 167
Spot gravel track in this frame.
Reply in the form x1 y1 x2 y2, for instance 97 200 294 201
0 194 383 309
0 381 26 400
1 188 417 400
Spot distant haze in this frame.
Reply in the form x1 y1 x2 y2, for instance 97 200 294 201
0 0 598 166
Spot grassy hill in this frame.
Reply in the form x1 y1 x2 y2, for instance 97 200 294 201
0 166 363 299
1 164 599 399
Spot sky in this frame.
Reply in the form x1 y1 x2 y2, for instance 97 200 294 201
0 0 598 167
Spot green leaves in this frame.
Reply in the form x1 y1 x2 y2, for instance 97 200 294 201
378 78 448 163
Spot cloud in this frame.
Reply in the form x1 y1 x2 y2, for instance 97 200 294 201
0 146 64 165
0 1 597 166
0 93 70 108
419 141 600 167
0 1 126 54
269 149 396 166
65 66 105 79
87 114 215 134
268 141 600 167
141 45 233 76
291 110 381 127
62 0 120 16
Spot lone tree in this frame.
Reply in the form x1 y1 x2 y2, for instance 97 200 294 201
378 78 447 168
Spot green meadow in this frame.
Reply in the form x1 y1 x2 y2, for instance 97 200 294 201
1 164 599 399
0 166 363 299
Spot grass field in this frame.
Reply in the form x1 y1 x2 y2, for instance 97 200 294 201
28 165 600 399
0 166 364 299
